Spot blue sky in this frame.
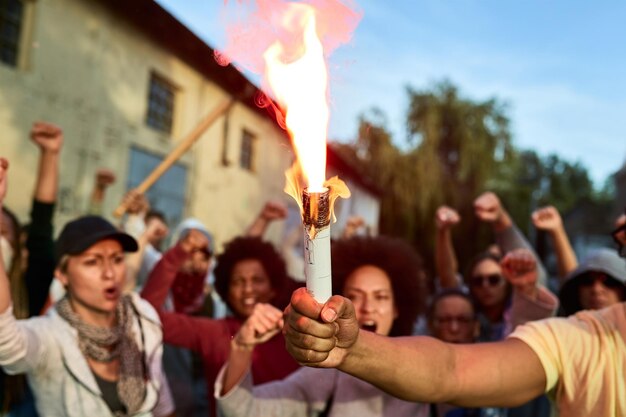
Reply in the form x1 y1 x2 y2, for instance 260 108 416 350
155 0 626 186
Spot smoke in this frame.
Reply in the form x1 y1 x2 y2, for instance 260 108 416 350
216 0 362 78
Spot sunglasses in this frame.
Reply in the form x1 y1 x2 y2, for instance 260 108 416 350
611 223 626 258
470 274 503 288
578 273 622 289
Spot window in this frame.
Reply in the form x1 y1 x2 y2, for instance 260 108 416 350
127 147 188 228
146 73 175 133
0 0 23 67
240 129 255 171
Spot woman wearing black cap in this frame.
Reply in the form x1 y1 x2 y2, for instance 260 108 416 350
0 159 174 417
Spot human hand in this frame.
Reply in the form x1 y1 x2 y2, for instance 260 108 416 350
95 168 116 189
343 215 366 238
0 158 8 204
233 303 284 349
501 249 537 296
179 229 210 255
283 287 359 367
260 201 288 221
122 189 149 215
473 192 505 223
435 206 461 230
531 206 562 232
30 122 63 154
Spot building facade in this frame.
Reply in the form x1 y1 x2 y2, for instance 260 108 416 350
0 0 380 250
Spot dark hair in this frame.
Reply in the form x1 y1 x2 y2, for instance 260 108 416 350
145 210 167 225
214 236 289 315
331 235 427 337
427 288 477 323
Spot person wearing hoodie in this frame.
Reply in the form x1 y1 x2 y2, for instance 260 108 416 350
558 247 626 316
138 218 218 417
141 234 300 417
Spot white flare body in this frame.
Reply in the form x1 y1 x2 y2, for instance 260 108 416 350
304 226 332 303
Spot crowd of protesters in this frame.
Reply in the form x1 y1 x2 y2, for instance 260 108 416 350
0 121 624 417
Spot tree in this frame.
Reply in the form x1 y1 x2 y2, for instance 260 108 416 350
337 79 610 281
336 80 515 279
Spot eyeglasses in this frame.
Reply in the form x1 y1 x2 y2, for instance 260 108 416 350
470 274 503 288
433 315 475 326
611 223 626 258
578 273 622 289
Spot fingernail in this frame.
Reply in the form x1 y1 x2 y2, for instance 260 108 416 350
322 308 337 322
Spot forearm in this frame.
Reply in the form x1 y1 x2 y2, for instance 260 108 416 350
0 204 10 313
222 342 253 395
492 211 513 233
124 236 149 293
435 230 460 288
496 223 548 285
338 332 545 407
140 245 186 308
246 218 268 238
339 332 456 403
549 228 577 278
0 260 10 314
508 287 558 331
34 151 59 203
25 200 56 316
87 186 106 215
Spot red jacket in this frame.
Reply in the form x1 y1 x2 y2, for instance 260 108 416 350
141 244 300 417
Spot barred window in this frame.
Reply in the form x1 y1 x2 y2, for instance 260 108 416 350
240 129 255 171
146 73 175 133
0 0 23 67
127 147 187 228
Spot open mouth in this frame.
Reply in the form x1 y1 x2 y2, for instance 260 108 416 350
104 287 118 299
242 297 256 307
360 322 377 333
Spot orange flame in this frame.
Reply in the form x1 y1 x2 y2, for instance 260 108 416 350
263 4 328 191
217 1 361 224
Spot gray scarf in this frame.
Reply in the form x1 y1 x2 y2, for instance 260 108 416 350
56 294 146 416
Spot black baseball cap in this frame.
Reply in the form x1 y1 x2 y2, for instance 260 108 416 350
55 216 138 262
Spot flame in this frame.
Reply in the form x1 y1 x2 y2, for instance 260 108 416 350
264 4 328 191
217 0 361 226
284 162 351 237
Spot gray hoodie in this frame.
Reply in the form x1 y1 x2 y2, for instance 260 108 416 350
559 248 626 315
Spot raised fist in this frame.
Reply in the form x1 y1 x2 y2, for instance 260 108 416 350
435 206 461 230
95 168 116 189
473 192 504 223
30 122 63 153
500 248 537 295
260 201 288 221
532 206 562 232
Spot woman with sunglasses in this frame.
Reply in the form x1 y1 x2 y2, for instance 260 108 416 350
558 247 626 316
436 193 558 342
215 236 429 417
465 250 557 342
0 160 174 417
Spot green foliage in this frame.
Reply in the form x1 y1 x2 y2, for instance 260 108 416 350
337 79 610 279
